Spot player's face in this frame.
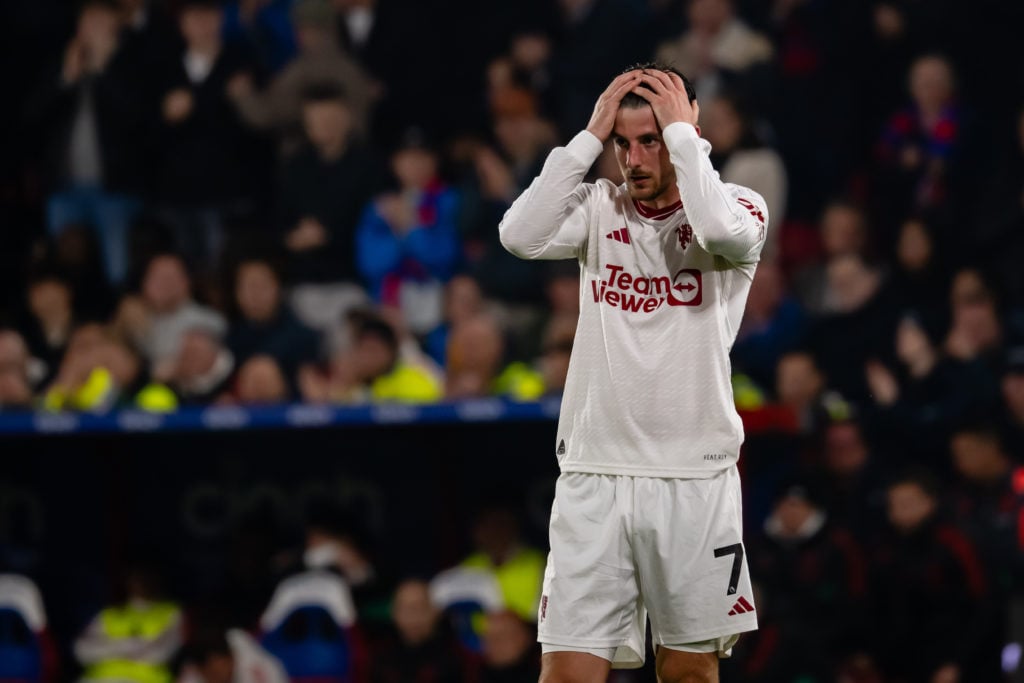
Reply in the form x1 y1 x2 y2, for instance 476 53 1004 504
612 106 678 206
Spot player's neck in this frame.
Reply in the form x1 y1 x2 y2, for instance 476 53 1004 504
635 186 681 212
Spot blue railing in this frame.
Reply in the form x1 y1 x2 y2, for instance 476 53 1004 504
0 397 563 436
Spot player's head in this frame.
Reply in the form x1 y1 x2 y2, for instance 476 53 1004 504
611 62 696 205
619 61 696 109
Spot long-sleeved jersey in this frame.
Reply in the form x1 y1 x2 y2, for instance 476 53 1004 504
499 122 768 478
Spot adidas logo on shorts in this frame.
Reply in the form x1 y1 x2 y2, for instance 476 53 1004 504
727 595 755 616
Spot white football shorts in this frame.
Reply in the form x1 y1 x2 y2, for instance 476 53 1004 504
537 466 757 668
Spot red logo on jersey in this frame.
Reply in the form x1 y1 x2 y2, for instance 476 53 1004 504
736 197 766 241
606 227 631 243
590 264 702 312
677 223 693 252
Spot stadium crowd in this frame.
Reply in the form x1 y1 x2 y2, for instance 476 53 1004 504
1 0 1024 681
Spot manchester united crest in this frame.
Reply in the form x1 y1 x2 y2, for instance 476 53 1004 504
677 223 693 252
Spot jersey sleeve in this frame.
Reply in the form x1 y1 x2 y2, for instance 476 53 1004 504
498 130 604 261
663 122 768 264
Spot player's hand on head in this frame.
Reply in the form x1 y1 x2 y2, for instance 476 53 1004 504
631 69 699 130
586 70 642 142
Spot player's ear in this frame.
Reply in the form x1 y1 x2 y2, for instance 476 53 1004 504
695 125 702 136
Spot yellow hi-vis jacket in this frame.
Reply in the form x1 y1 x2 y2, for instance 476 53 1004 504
78 601 182 683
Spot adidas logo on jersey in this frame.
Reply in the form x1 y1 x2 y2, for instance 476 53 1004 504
605 227 631 244
727 596 755 616
556 439 566 455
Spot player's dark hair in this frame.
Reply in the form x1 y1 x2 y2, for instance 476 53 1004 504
619 61 696 109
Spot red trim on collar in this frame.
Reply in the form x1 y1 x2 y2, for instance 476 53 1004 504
633 199 682 220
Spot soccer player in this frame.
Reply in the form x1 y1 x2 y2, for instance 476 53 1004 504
498 62 768 683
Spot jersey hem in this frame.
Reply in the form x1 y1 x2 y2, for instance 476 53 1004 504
558 461 737 479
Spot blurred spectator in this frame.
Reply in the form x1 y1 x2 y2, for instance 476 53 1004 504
866 466 997 682
509 260 581 366
701 88 788 260
368 578 480 683
164 327 236 406
772 349 836 436
456 87 558 310
228 0 377 157
32 225 118 323
74 559 185 683
864 310 998 469
221 0 297 74
40 322 159 413
29 0 148 286
442 306 547 401
0 329 37 410
947 423 1024 595
744 478 868 683
811 418 888 542
114 252 226 381
299 310 441 404
355 129 462 338
479 610 540 683
485 28 557 121
443 313 506 400
943 268 1006 381
300 501 392 634
257 553 366 683
457 499 545 627
275 82 386 314
731 261 807 392
0 572 60 683
152 0 271 278
176 622 288 683
791 198 872 315
654 0 775 106
226 256 321 383
882 214 951 328
422 274 489 370
331 0 434 144
870 52 969 236
19 269 77 388
804 254 903 404
226 354 291 405
861 0 958 130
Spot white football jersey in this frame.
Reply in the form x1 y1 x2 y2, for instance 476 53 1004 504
499 122 768 478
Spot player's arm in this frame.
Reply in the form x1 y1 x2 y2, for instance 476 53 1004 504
499 72 641 261
632 71 768 264
497 134 601 261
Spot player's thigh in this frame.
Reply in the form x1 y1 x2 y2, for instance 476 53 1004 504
540 473 645 656
539 650 613 683
655 646 718 683
634 467 757 644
